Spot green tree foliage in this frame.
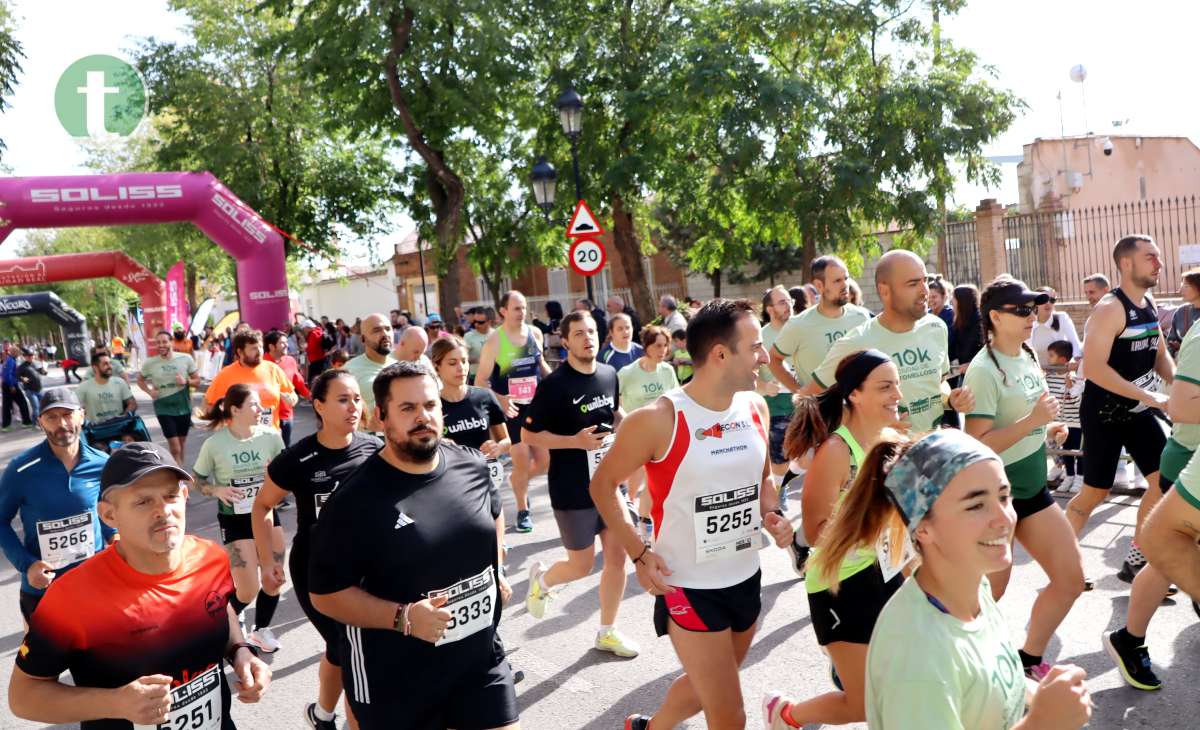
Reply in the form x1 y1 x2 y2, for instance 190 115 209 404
0 0 24 163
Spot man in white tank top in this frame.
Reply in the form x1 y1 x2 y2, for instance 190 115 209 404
590 299 794 730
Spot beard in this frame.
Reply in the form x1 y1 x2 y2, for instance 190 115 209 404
389 426 440 462
1134 272 1159 290
828 290 849 307
241 354 262 367
906 299 928 320
373 338 392 356
45 425 79 448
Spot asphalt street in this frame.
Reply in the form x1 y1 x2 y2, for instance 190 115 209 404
0 374 1198 729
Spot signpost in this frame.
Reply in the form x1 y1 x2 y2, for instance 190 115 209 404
566 200 606 285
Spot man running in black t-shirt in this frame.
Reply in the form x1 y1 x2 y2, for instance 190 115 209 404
308 361 518 730
521 310 640 658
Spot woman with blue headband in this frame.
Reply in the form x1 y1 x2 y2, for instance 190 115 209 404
829 429 1090 729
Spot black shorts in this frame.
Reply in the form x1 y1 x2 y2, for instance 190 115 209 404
290 543 341 665
552 506 607 551
217 510 281 544
653 570 761 637
507 403 530 446
1080 398 1169 489
348 643 518 730
19 590 41 622
157 413 192 439
1012 486 1055 522
807 566 902 646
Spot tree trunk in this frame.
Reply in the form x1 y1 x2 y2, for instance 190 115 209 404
710 268 722 298
799 227 817 282
185 263 198 313
611 194 653 317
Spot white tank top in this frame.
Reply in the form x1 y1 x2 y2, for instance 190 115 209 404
645 388 768 589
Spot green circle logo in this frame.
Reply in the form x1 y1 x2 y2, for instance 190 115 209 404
54 55 147 138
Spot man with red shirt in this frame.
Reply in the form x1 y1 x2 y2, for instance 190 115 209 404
206 331 297 431
303 319 330 383
10 441 271 729
263 330 311 447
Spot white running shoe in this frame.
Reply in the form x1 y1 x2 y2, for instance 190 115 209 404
1048 463 1065 484
247 627 281 654
1113 460 1131 487
762 691 795 729
1068 475 1084 493
594 627 640 657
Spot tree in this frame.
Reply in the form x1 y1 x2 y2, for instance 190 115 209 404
0 0 24 163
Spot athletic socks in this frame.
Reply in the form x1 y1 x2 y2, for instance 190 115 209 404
1125 542 1147 568
1113 627 1145 647
597 624 613 639
230 595 249 618
1017 649 1042 670
255 589 280 629
313 704 336 722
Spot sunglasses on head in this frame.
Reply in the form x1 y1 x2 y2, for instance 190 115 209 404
1000 303 1037 317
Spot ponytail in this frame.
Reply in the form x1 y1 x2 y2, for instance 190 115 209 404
816 435 913 593
783 389 844 461
200 383 253 429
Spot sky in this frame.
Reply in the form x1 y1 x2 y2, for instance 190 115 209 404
0 0 1197 260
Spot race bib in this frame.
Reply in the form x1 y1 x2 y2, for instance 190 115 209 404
587 434 615 479
258 407 274 428
509 376 537 403
36 513 95 569
134 665 222 730
486 459 504 490
1130 370 1164 413
692 484 761 563
231 475 263 515
429 565 496 646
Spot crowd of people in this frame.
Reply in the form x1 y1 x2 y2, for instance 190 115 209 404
0 233 1198 729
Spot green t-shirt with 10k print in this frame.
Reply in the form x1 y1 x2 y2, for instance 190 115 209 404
140 352 198 417
193 426 285 516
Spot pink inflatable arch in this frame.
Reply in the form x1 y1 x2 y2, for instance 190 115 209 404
0 172 289 331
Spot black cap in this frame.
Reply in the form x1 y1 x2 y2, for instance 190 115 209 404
39 388 82 413
985 280 1050 310
100 442 192 496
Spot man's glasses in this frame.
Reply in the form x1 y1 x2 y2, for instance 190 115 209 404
473 320 488 326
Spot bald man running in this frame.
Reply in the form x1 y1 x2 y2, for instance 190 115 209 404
344 313 399 433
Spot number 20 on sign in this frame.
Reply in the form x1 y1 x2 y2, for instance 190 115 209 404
568 236 607 277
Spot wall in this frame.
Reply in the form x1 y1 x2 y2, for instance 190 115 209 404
295 265 400 322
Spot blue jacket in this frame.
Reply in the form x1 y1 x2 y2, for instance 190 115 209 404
1 357 17 387
0 440 113 595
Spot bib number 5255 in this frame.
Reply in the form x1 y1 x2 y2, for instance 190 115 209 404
706 507 754 535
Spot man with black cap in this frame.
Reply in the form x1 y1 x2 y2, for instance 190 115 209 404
0 388 112 622
9 441 271 728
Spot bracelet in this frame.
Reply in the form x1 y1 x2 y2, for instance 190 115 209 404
402 602 413 636
393 602 407 633
771 508 785 518
632 544 650 565
225 642 257 663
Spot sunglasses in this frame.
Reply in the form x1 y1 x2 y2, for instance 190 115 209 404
473 320 488 326
999 304 1037 317
1045 297 1057 304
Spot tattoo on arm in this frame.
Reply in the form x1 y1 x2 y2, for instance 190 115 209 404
273 551 285 565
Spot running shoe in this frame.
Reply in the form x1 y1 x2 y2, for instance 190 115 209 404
1104 629 1162 690
1116 560 1144 583
1048 463 1065 484
1068 475 1083 493
247 627 281 654
1023 661 1052 681
525 561 552 619
595 627 640 658
0 427 10 433
304 703 338 730
640 518 654 543
624 714 651 730
788 540 810 579
761 691 795 729
515 510 533 533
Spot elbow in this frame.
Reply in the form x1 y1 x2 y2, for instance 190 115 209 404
8 674 38 721
310 592 340 622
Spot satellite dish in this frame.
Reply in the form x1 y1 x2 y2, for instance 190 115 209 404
1069 64 1087 83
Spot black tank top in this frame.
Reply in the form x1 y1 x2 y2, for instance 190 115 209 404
1083 288 1161 417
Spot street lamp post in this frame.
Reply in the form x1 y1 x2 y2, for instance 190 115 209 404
532 85 594 303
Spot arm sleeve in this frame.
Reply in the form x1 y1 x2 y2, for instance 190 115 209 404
204 370 225 405
872 680 965 730
192 439 215 481
266 451 295 493
118 379 134 402
0 462 34 573
773 317 801 357
186 356 198 375
484 391 505 426
292 370 311 399
939 323 952 378
813 331 856 387
664 364 680 390
308 496 362 595
522 379 553 434
963 362 1000 419
14 589 83 679
276 366 295 394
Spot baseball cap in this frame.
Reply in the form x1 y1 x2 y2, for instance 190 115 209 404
425 312 442 325
100 442 192 496
984 278 1050 310
39 388 82 413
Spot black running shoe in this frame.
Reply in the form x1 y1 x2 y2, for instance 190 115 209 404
1103 630 1162 691
1116 560 1144 584
304 702 338 729
788 540 810 579
624 714 651 730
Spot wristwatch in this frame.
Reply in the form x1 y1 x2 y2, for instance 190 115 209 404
225 642 258 663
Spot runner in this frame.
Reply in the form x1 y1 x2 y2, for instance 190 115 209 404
252 369 381 728
833 429 1091 729
616 324 679 540
433 337 511 488
807 250 973 434
307 361 519 730
76 350 137 423
589 299 794 730
205 330 297 432
521 310 640 657
10 441 271 728
0 388 112 623
599 313 644 371
138 330 200 466
193 384 287 654
759 286 803 483
342 313 397 433
761 349 903 727
263 329 311 447
962 276 1085 681
475 290 550 533
1103 318 1200 690
1065 235 1174 585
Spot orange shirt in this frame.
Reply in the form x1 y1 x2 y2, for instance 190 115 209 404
172 338 195 355
205 360 295 429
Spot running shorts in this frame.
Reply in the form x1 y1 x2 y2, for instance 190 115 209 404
290 544 340 665
653 570 762 637
768 414 790 465
552 506 607 551
807 566 902 646
507 403 530 446
18 590 41 623
1159 438 1194 492
157 413 193 439
1012 486 1055 522
1080 399 1169 489
217 510 281 544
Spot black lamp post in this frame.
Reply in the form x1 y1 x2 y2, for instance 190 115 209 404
532 84 594 303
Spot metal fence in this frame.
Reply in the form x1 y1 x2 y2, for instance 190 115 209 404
942 220 981 289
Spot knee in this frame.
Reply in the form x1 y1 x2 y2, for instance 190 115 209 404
1050 569 1086 600
564 556 594 581
706 706 747 730
235 586 257 604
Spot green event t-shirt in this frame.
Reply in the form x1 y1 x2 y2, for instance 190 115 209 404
82 360 127 381
773 304 872 390
759 320 796 417
139 352 198 417
617 360 679 413
1171 323 1200 450
192 426 285 516
814 314 950 433
866 576 1025 730
963 347 1047 463
672 347 693 382
74 377 133 422
343 353 398 420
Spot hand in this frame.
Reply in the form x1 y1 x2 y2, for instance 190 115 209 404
1026 664 1090 730
480 439 502 459
213 487 244 507
763 511 794 548
408 595 453 643
26 560 55 590
498 573 513 606
632 547 675 596
174 373 186 386
574 425 609 451
761 379 781 396
1048 422 1069 446
1141 390 1169 410
498 394 518 419
1029 392 1059 428
231 649 271 703
113 674 173 725
948 385 974 413
260 561 286 593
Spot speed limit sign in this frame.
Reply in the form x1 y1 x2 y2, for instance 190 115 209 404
568 237 607 277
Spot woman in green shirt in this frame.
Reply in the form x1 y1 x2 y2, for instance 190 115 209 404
963 277 1083 682
193 382 286 654
762 349 902 728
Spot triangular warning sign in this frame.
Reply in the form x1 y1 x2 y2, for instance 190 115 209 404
566 200 604 238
